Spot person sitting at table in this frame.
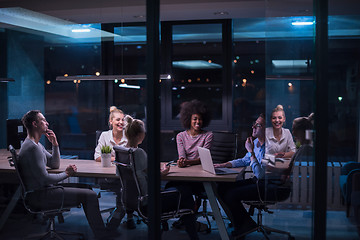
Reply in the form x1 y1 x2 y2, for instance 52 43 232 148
215 113 267 238
216 113 295 239
169 99 213 230
214 113 266 180
94 106 136 230
291 113 314 163
94 106 127 162
265 104 296 158
176 99 213 167
18 110 111 239
119 115 199 240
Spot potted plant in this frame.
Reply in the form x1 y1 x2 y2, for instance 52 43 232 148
100 145 112 167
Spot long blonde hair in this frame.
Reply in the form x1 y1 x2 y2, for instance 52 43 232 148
124 115 145 148
108 106 124 129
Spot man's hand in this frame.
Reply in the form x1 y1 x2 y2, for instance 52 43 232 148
45 129 59 146
275 152 285 158
245 137 254 154
65 164 77 177
214 162 232 168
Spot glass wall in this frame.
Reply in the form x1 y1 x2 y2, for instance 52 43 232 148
327 1 360 238
1 0 360 239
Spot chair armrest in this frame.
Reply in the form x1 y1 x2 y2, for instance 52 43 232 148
24 185 67 214
341 162 360 175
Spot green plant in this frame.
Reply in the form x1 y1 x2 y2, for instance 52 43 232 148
101 145 112 154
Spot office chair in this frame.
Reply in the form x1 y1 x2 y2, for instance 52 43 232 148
8 145 84 240
95 130 117 214
113 145 193 231
195 131 238 232
239 159 297 240
210 131 238 164
339 161 360 217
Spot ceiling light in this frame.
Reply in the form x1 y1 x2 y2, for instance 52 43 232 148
172 60 222 69
0 78 15 82
291 21 314 26
0 7 116 40
56 74 171 81
119 84 140 89
71 29 91 33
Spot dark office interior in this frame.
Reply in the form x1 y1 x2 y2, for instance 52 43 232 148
0 0 360 239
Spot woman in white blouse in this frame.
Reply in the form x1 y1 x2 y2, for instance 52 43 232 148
265 105 296 158
94 106 127 162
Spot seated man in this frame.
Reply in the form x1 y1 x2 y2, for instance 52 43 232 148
18 110 112 239
214 113 266 180
215 113 292 238
215 114 267 237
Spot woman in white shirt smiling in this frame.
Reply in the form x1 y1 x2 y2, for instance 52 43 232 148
94 106 127 162
265 105 296 158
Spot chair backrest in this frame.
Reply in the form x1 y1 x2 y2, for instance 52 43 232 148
95 130 103 147
113 145 145 215
8 145 28 197
210 131 238 164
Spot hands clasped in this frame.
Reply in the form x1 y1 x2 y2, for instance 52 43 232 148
177 158 188 168
65 164 77 177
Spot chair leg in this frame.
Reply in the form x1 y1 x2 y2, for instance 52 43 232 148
236 209 294 240
26 217 84 240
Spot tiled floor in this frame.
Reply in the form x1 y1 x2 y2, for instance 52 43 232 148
0 189 359 240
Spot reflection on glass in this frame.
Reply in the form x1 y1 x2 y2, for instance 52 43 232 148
171 24 223 120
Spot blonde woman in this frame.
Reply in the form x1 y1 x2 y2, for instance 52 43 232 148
265 105 296 158
94 106 127 162
94 106 136 230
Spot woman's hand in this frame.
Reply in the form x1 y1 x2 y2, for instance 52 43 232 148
161 163 170 176
177 158 188 168
275 152 285 158
65 164 77 177
45 129 59 146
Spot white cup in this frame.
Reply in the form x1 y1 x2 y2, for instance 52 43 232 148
101 153 112 167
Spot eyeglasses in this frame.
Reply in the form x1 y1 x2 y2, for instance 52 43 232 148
252 122 262 128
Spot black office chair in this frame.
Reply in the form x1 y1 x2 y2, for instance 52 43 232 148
95 130 118 214
339 161 360 217
210 131 238 164
239 159 296 240
8 145 84 240
195 131 238 232
113 145 193 231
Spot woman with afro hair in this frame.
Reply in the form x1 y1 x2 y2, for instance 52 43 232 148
176 99 214 167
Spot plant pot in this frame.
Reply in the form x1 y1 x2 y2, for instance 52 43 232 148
101 153 112 167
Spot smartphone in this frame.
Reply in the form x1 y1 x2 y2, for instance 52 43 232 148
166 160 175 166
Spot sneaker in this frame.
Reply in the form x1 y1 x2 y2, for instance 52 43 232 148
126 218 136 229
106 217 122 231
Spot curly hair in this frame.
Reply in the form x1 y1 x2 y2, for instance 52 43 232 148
179 99 211 129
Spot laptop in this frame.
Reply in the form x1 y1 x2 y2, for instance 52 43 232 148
197 147 239 175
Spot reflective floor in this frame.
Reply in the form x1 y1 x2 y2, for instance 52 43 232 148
0 189 359 240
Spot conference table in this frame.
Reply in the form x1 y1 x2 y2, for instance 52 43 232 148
0 149 244 240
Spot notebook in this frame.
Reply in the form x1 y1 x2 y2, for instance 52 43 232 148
197 147 239 175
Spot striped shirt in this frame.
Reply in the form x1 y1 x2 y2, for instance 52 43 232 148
176 130 213 160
